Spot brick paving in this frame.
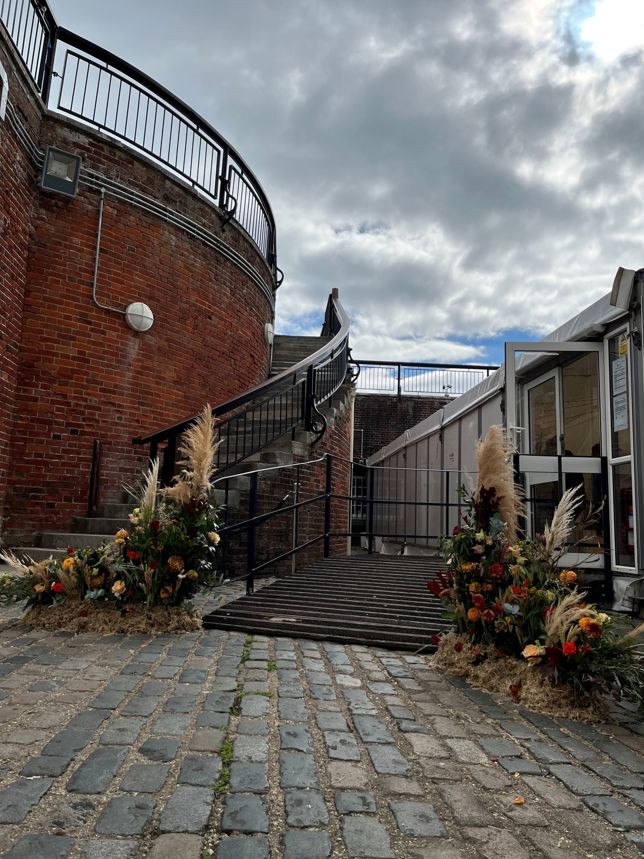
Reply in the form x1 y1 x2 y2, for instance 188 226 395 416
0 611 642 857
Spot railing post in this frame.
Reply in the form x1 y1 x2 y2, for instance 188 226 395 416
397 364 402 397
367 467 375 554
305 365 316 431
86 439 101 517
39 25 57 103
324 454 332 558
246 472 258 595
218 146 229 209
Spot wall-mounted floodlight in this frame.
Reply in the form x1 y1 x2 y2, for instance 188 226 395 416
125 302 154 332
40 146 81 198
610 267 636 310
264 322 275 346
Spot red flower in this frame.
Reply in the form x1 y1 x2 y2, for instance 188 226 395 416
51 582 64 593
492 602 503 616
150 560 158 570
453 641 464 653
472 594 486 610
562 641 577 656
453 526 463 535
489 562 504 578
427 580 443 598
579 644 592 654
482 609 495 622
66 547 76 555
150 520 160 532
127 550 141 561
430 634 442 645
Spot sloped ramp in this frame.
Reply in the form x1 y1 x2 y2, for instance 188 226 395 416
202 555 451 651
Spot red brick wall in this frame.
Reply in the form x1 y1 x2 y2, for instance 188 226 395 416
354 394 448 460
1 65 275 543
0 42 43 537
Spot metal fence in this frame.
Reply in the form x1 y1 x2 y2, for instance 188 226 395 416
0 1 277 270
355 360 498 397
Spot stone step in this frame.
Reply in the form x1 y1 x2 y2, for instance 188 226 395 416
71 516 127 535
38 532 112 550
97 502 133 518
10 547 67 562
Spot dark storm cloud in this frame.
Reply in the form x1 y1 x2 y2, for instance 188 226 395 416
51 0 644 361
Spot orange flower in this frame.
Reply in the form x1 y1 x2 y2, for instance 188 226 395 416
468 582 481 594
186 570 198 581
522 644 546 660
559 570 577 586
115 529 128 545
160 586 174 600
467 607 480 622
578 616 603 638
111 580 126 597
62 557 75 571
460 562 477 574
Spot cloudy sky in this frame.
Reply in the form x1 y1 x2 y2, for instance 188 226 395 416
50 0 644 364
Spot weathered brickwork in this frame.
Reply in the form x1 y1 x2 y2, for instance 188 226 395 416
354 394 448 460
1 49 275 543
0 41 43 536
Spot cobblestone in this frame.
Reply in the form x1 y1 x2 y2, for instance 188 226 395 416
0 614 641 859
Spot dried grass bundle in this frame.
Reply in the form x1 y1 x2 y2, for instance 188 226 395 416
542 485 584 558
164 404 220 503
544 589 589 646
139 457 160 514
0 550 33 577
23 602 202 634
475 425 523 542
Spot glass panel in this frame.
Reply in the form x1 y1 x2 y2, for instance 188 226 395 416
562 353 600 456
563 472 603 553
609 334 630 458
613 462 635 567
528 378 558 455
528 476 559 536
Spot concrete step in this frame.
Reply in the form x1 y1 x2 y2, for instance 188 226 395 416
97 502 132 518
71 516 126 535
38 532 112 550
10 547 67 562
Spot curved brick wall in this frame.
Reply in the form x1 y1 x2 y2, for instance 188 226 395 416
0 41 274 542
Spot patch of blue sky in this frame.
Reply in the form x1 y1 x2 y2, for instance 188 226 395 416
454 328 538 365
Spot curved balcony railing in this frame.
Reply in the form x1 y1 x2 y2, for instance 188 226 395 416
0 0 278 277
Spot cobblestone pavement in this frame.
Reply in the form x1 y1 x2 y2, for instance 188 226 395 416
0 619 642 858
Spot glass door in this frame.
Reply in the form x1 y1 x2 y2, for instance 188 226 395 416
606 330 636 571
520 352 604 568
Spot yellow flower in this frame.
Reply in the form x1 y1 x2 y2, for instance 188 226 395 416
468 582 481 593
559 570 577 586
115 529 128 544
208 531 220 545
111 580 126 597
167 556 185 573
186 570 199 581
597 612 611 625
459 562 478 575
475 530 486 543
62 557 75 571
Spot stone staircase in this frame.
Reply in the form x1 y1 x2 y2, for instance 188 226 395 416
270 335 331 374
6 334 341 563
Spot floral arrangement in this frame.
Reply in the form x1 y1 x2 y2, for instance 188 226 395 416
0 405 221 615
430 425 643 710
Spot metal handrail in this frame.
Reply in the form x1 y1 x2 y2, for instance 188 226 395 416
355 359 499 397
0 1 278 274
133 292 351 480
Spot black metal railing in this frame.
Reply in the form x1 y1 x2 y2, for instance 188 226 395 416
134 292 351 484
0 2 277 273
355 360 498 397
